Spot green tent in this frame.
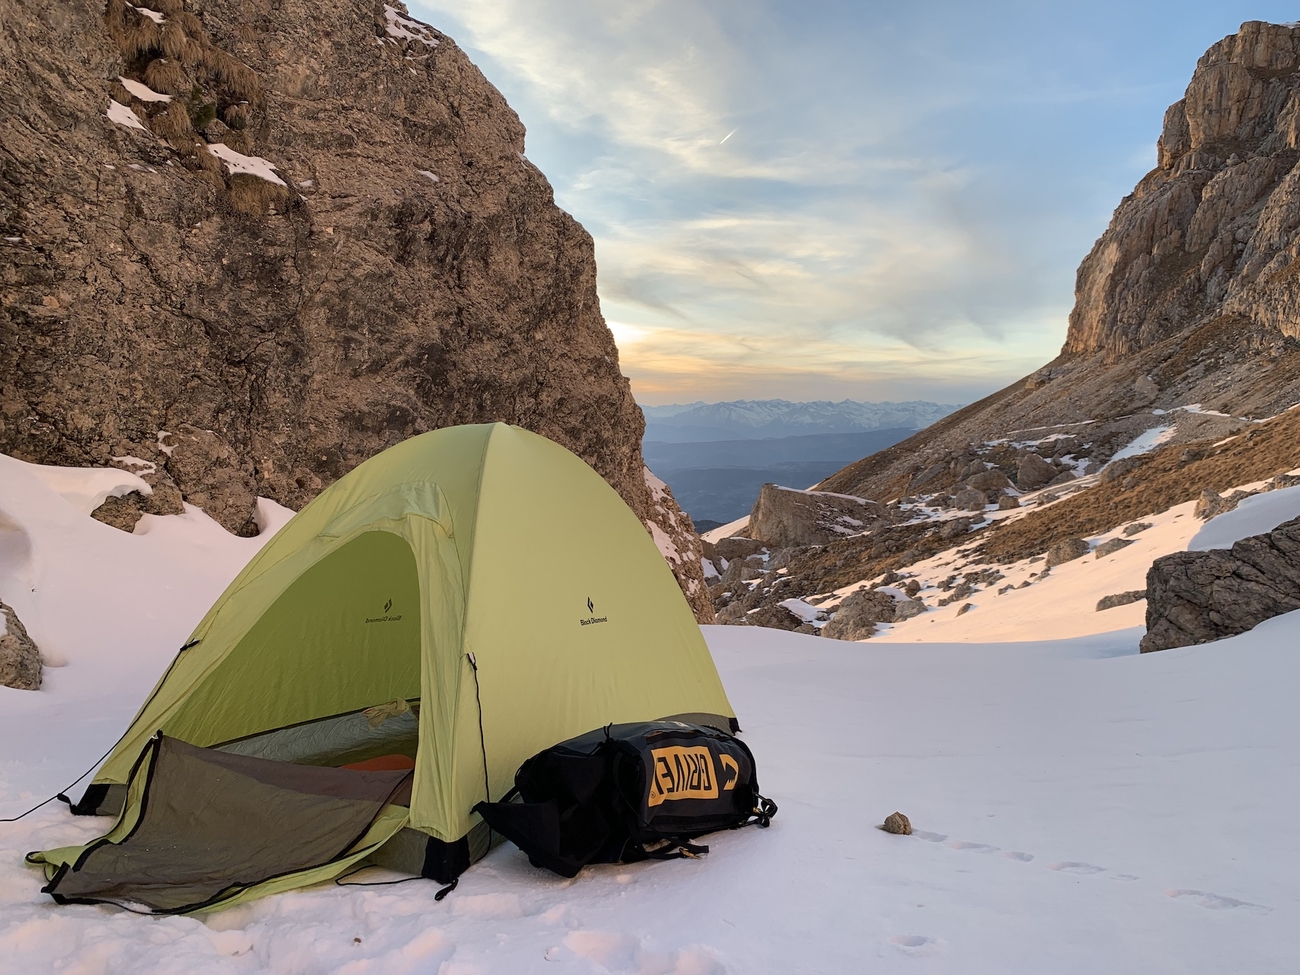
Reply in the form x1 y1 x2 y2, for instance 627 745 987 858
30 423 735 912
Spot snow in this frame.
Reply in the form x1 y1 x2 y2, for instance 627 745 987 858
383 4 439 46
876 501 1202 644
206 144 288 187
776 596 820 623
417 169 440 183
104 99 147 132
701 516 749 544
0 455 293 807
17 461 152 515
1110 424 1176 462
646 519 680 562
1188 483 1300 551
132 5 166 24
2 453 1298 972
117 76 171 103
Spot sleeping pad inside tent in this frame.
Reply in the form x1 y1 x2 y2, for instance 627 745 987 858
28 423 737 913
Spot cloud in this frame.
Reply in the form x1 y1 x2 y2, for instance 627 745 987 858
410 0 1187 404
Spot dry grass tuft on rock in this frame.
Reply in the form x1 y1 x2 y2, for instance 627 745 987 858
196 47 263 106
148 99 192 141
226 173 290 216
143 57 189 94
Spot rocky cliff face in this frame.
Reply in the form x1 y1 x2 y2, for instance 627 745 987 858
0 0 713 620
1068 22 1300 358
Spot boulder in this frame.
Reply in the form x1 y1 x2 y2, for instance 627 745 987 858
167 425 260 536
951 488 988 511
0 599 41 690
1123 522 1154 536
892 597 927 621
1194 488 1223 519
997 494 1021 510
881 811 912 835
1094 537 1134 558
712 536 767 562
1141 516 1300 651
1097 590 1146 612
719 555 766 588
1194 488 1251 521
966 469 1012 493
90 493 146 533
1100 456 1145 484
1016 453 1057 491
821 588 896 641
748 483 882 548
1133 374 1159 406
1045 538 1090 566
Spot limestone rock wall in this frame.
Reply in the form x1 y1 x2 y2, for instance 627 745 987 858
1066 22 1300 359
0 0 712 619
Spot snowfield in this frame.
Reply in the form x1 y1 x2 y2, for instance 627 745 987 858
1 458 1298 973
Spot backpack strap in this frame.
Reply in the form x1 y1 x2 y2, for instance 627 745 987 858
632 838 711 861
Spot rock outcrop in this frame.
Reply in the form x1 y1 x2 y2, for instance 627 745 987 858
1141 516 1300 651
1067 23 1300 359
0 599 41 690
0 0 711 618
1097 590 1146 612
748 484 884 548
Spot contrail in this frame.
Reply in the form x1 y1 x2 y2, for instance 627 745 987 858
719 127 738 145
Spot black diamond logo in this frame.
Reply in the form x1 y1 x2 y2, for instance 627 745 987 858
383 598 392 613
587 597 594 614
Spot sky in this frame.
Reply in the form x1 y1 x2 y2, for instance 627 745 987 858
411 1 1299 406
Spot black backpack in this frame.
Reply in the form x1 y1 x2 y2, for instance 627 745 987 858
473 721 776 877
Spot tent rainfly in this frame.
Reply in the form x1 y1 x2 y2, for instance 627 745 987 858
29 423 736 913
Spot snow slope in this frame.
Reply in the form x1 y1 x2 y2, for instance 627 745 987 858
1188 484 1300 551
0 454 293 807
1 456 1298 973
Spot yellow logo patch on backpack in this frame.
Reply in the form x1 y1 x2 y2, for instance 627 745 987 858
648 746 719 806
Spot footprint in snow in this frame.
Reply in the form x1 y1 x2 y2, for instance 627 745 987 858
890 935 932 947
1001 851 1034 862
1165 889 1271 915
1047 862 1106 875
890 934 938 954
911 831 947 843
947 841 999 853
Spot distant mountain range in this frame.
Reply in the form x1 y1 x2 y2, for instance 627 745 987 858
643 430 920 526
642 399 962 443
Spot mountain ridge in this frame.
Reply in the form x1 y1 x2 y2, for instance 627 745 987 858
642 398 961 442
